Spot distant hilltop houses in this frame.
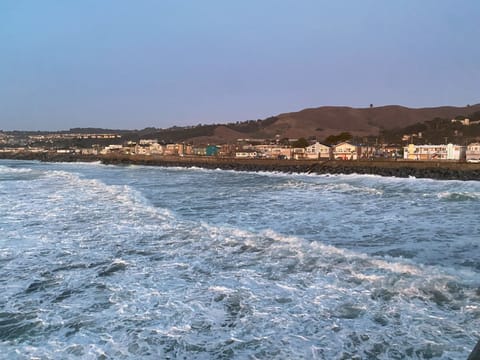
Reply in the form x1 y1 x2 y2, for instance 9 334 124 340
451 117 480 126
28 133 121 141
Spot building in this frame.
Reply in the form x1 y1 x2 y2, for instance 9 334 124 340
80 148 99 155
380 145 403 159
0 132 10 144
466 143 480 162
134 141 164 155
100 144 124 154
218 144 236 157
139 139 158 146
164 143 189 156
451 118 480 126
192 145 207 156
359 145 377 159
252 144 292 159
235 150 258 159
292 148 306 160
332 142 360 160
403 143 466 161
269 147 293 159
206 145 219 156
305 142 331 160
149 142 164 155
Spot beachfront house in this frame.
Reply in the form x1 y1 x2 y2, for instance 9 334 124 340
305 142 331 160
219 144 236 157
163 143 191 156
134 141 164 155
270 147 293 159
252 144 292 159
206 145 220 156
100 144 124 155
292 148 307 160
332 142 359 160
235 150 258 159
403 143 466 161
192 145 207 156
466 143 480 162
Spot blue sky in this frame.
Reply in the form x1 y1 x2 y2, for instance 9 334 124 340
1 0 479 130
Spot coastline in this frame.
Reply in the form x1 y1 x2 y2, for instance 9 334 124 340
1 152 480 181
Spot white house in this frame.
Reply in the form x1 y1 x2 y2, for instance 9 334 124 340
235 150 258 159
466 143 480 162
100 144 124 154
332 142 359 160
305 142 331 160
253 145 292 159
135 142 164 155
451 118 480 126
403 143 466 161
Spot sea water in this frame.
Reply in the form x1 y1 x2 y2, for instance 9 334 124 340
0 159 479 359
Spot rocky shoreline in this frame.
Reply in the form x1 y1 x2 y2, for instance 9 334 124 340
1 152 480 181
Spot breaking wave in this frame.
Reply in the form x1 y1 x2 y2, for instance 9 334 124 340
0 160 479 358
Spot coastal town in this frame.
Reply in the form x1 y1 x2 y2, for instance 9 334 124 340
1 129 480 163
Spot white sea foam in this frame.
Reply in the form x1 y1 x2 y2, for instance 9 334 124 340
208 286 236 294
267 179 384 196
0 165 33 173
1 161 479 359
437 191 480 201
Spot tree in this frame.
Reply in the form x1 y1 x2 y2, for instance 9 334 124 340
291 137 309 148
279 138 290 146
324 132 353 145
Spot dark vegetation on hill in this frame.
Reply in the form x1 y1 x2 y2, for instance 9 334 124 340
324 132 353 145
68 127 130 134
225 116 279 134
381 110 480 145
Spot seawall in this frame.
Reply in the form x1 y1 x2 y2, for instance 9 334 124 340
101 155 480 181
1 152 480 181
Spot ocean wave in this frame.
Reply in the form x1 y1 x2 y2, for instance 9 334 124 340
437 191 480 201
256 177 384 196
0 165 33 173
1 162 479 359
7 222 478 358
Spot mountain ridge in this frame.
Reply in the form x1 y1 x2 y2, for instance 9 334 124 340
195 103 480 144
6 104 480 144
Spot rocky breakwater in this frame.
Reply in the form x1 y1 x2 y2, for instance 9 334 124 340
100 154 316 173
0 151 99 163
100 155 480 181
2 152 480 180
312 160 480 181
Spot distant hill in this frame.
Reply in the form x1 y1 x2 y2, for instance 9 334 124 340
273 104 480 137
11 104 480 145
165 104 480 144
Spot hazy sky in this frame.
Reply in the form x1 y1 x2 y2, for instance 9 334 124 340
1 1 479 131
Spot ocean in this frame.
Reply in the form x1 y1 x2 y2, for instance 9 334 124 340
0 159 479 359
